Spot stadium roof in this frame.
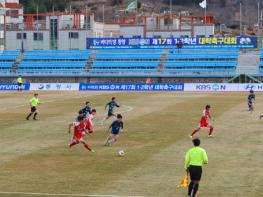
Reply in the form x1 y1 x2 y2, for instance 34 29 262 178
5 2 23 9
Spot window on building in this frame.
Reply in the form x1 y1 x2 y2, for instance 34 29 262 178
69 32 79 39
33 33 44 41
164 18 173 25
6 10 19 18
17 33 27 40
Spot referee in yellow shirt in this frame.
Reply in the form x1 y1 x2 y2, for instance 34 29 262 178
185 138 208 197
17 75 23 92
26 93 40 120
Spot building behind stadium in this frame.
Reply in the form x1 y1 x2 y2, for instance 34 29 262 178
0 0 215 50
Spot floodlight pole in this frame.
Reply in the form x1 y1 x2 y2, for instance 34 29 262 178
136 0 138 37
258 2 260 35
204 2 207 37
170 0 172 37
240 2 242 36
36 5 39 49
102 3 105 23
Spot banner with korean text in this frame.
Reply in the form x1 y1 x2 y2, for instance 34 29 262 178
87 36 257 49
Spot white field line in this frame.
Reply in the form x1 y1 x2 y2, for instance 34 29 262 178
119 105 134 114
0 191 145 197
1 96 85 111
0 93 112 111
99 105 134 125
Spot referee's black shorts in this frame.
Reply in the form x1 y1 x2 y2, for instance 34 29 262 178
31 106 37 113
188 165 202 181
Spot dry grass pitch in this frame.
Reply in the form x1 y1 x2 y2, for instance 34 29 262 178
0 91 262 197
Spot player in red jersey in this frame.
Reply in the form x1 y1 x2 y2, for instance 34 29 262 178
190 105 215 138
67 116 95 153
84 109 96 135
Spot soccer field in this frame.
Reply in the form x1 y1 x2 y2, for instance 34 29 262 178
0 91 262 197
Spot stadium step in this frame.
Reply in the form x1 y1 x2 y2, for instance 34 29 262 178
11 52 24 73
86 50 97 71
158 49 168 72
236 50 260 75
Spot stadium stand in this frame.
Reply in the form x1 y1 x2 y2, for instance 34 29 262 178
259 49 263 73
164 49 238 74
92 48 239 75
0 48 239 76
0 50 20 73
16 50 91 74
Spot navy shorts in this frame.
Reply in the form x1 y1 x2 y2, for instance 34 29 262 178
108 111 114 117
111 130 120 135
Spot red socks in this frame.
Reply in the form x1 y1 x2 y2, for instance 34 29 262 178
84 143 92 151
209 127 214 135
69 141 78 147
191 130 199 136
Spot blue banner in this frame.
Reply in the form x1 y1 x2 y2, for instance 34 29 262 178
79 83 184 91
0 83 30 91
87 36 257 49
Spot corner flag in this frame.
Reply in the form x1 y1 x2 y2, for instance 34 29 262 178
177 175 189 188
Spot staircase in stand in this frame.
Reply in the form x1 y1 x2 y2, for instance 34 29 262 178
85 50 96 73
158 49 168 73
11 51 24 74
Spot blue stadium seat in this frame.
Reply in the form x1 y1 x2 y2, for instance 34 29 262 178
0 48 240 76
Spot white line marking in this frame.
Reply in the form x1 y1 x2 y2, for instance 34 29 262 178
0 192 145 197
1 95 86 111
1 93 113 111
120 105 134 114
100 105 134 125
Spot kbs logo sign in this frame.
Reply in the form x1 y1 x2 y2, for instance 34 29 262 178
184 83 240 92
195 84 226 91
188 84 228 91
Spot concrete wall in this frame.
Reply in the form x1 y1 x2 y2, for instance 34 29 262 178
6 31 50 50
146 31 191 38
58 30 92 50
0 0 19 3
93 22 120 38
159 18 180 30
193 25 214 37
119 26 144 38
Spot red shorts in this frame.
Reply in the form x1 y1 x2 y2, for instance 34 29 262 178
199 119 209 128
85 121 93 134
74 131 83 141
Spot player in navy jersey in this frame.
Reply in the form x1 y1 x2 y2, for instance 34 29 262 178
81 101 92 118
105 114 123 146
102 97 120 124
248 90 255 112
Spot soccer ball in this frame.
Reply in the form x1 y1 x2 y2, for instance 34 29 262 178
118 150 125 157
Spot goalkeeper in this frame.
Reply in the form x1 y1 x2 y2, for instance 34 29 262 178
184 138 208 197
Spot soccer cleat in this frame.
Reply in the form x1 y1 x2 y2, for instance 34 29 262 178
208 135 214 138
26 117 29 120
91 149 95 153
189 135 193 139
